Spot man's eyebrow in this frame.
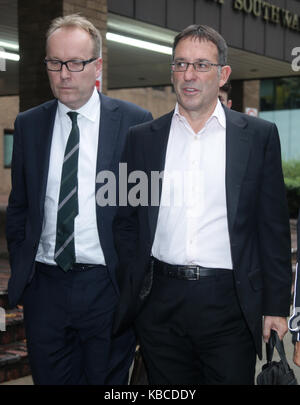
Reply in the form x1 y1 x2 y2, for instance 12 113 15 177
46 57 84 61
174 58 210 62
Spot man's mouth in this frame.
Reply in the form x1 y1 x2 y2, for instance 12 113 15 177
182 87 199 94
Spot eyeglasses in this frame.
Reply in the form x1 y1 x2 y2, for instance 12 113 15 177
171 61 223 73
44 57 98 72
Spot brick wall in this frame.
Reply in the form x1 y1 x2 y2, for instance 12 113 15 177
0 96 19 197
18 0 63 112
243 80 260 112
18 0 108 112
108 86 177 119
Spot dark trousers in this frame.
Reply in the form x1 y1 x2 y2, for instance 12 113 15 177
135 269 256 385
22 262 135 385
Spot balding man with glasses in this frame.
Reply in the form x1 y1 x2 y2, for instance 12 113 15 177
112 24 292 385
6 14 152 385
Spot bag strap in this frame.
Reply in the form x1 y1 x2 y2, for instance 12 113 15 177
266 330 290 373
266 331 275 363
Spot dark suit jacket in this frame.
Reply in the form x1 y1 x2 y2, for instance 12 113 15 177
112 106 292 359
6 92 153 308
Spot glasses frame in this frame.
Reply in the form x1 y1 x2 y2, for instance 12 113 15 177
44 57 98 72
171 60 224 73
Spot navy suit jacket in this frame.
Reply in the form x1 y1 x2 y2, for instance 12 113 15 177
6 92 153 308
112 106 292 359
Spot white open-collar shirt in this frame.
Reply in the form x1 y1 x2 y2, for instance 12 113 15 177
152 99 233 269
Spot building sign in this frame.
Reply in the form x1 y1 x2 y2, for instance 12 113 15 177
210 0 300 32
233 0 300 31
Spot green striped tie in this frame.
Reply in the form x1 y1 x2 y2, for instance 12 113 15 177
54 111 80 271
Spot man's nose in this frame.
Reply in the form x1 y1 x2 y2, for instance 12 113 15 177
184 63 197 80
60 63 71 79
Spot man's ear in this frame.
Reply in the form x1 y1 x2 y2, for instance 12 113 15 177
95 57 102 78
219 65 231 88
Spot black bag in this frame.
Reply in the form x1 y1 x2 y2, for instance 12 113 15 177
256 330 298 385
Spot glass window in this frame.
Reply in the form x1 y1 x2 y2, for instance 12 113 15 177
260 79 275 111
259 76 300 161
4 129 13 168
260 77 300 112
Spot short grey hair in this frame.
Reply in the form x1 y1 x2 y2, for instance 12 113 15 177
46 14 102 58
173 24 228 66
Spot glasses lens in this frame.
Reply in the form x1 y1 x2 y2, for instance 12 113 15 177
194 62 210 72
173 62 187 72
172 61 213 72
67 61 84 72
45 60 85 71
46 60 61 71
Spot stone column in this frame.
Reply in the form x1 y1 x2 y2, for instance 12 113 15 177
18 0 107 112
243 80 260 113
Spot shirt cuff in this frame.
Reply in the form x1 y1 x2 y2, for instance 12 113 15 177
292 331 300 344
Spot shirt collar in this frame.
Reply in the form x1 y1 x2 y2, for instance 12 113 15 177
213 98 226 129
58 87 100 122
173 98 226 130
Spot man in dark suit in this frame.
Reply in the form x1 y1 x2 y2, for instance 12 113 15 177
289 210 300 365
113 25 292 384
5 14 152 385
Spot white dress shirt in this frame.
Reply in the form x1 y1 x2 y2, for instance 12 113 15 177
36 87 105 265
151 99 233 269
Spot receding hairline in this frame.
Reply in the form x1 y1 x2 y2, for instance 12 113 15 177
172 25 228 65
46 14 102 57
173 37 219 56
45 26 95 59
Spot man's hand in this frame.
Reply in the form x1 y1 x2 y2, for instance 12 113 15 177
293 341 300 367
263 316 288 343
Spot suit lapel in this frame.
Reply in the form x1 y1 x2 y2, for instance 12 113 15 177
96 93 121 173
225 108 252 234
95 94 122 254
38 100 58 216
146 111 173 240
